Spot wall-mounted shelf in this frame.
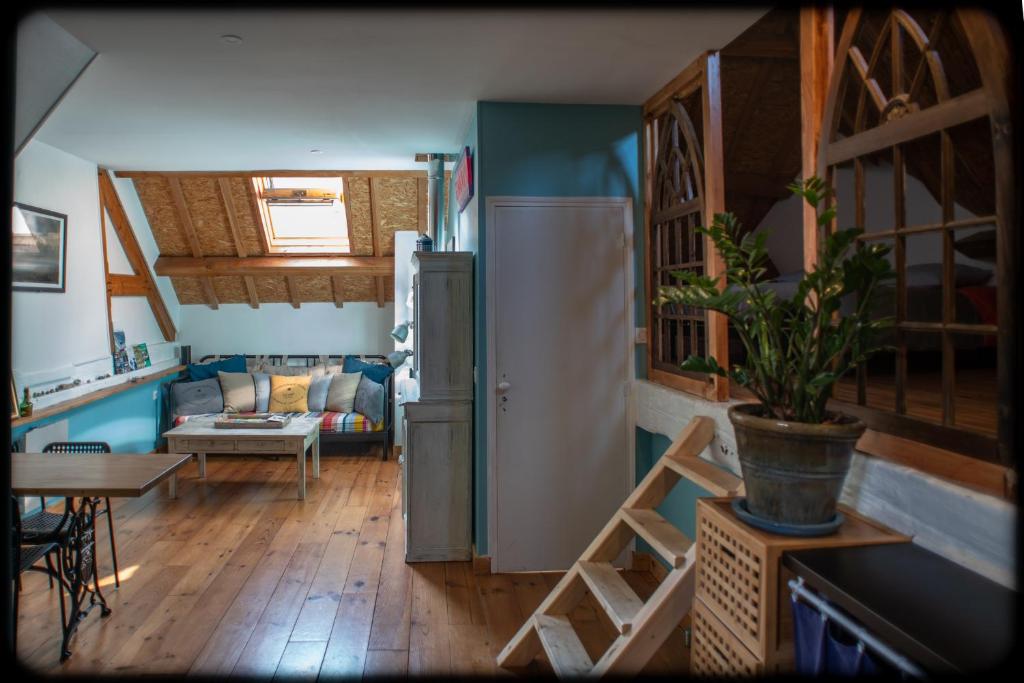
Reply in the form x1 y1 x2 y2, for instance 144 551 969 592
11 365 184 430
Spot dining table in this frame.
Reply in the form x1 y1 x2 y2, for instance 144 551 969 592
11 452 192 661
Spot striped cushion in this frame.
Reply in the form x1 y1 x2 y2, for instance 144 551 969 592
173 411 384 433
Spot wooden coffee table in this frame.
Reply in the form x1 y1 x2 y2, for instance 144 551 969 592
163 416 321 499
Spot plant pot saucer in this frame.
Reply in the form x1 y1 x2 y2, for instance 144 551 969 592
731 497 844 537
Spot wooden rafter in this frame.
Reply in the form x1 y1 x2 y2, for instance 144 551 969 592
167 176 219 309
153 255 393 278
286 276 301 309
217 177 259 309
368 176 386 309
331 275 345 308
342 176 355 257
97 169 177 343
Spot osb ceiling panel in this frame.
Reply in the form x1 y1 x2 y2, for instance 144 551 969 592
346 176 375 256
131 172 425 305
179 176 236 256
134 176 191 256
374 176 418 256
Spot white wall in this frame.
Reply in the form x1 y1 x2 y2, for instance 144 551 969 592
12 140 181 396
754 165 993 276
634 380 1016 588
178 302 395 361
13 141 110 387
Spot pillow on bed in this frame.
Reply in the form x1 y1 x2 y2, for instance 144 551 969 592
218 371 257 413
307 375 332 412
353 374 385 424
268 375 310 413
172 378 224 416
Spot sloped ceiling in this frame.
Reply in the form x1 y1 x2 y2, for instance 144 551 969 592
129 172 446 306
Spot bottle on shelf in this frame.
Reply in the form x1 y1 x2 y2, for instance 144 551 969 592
19 386 33 417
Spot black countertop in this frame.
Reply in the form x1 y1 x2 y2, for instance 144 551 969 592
783 543 1015 674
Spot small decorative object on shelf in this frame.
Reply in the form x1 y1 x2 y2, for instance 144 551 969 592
19 386 33 417
415 233 434 252
132 342 152 369
113 329 132 375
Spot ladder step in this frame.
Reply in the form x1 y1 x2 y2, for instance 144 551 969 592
620 508 693 568
663 454 742 497
533 614 593 678
577 561 645 634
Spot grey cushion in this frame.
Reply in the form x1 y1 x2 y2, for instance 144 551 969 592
307 375 332 412
353 374 385 424
253 372 271 412
172 378 224 416
905 263 993 288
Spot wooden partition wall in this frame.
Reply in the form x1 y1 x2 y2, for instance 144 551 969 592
643 51 729 401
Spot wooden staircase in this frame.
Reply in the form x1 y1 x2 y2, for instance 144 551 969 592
496 416 743 677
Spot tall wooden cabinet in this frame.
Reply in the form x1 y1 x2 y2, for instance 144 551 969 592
402 251 474 562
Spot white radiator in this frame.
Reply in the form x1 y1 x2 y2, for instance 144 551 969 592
18 419 69 512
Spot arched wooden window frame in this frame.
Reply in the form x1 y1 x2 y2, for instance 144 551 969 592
811 8 1015 468
644 51 730 401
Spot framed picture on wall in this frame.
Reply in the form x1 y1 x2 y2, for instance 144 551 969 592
12 202 68 292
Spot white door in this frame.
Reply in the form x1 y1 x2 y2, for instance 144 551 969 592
489 197 632 572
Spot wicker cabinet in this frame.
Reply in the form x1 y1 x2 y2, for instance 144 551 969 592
403 251 473 563
690 498 909 676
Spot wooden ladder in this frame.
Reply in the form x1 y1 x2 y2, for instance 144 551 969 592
496 416 743 677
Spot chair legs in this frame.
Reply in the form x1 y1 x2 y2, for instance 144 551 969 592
103 498 120 588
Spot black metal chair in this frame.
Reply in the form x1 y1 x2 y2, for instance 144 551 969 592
11 495 65 655
27 442 121 588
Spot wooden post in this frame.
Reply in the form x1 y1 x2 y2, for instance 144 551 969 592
800 5 834 272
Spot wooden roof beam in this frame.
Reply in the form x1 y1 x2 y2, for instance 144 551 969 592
153 255 394 278
97 170 178 339
167 175 218 309
286 277 301 309
331 275 345 308
217 177 259 309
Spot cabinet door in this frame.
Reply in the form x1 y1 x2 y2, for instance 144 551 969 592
405 414 471 562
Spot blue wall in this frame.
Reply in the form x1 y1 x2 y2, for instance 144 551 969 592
472 101 645 555
11 374 179 454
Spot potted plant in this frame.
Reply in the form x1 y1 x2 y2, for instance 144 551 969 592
656 177 894 534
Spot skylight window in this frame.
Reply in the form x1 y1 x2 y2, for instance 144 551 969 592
252 176 350 254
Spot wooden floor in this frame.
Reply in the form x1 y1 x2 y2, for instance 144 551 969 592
15 448 689 677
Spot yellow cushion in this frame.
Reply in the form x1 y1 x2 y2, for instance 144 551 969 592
268 374 311 413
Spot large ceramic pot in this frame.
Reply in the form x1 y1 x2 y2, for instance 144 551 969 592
728 403 866 526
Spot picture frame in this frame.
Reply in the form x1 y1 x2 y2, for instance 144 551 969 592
12 202 68 292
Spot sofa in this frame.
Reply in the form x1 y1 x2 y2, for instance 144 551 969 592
165 354 394 460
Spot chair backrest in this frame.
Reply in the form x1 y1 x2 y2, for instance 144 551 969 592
42 441 112 454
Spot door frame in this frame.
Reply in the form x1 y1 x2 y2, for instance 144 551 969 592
485 195 636 572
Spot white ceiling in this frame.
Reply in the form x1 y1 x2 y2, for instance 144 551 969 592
38 8 767 171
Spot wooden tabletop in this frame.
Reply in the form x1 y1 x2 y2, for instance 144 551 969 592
12 453 193 498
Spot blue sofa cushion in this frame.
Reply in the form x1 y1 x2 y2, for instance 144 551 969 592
188 355 246 381
342 356 394 385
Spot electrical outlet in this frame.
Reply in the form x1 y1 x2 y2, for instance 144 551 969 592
635 327 648 344
152 390 158 400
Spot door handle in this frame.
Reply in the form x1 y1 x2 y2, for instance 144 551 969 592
496 381 511 395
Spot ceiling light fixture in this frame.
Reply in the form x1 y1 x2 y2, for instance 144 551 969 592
309 148 323 155
220 34 243 45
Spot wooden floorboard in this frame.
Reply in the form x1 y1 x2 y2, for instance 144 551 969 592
15 450 690 676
